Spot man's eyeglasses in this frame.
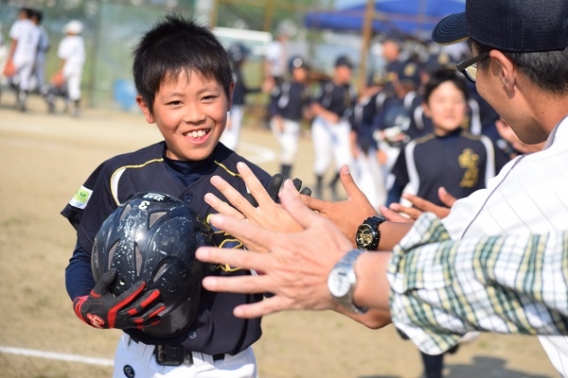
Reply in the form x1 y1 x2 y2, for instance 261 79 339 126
456 52 489 83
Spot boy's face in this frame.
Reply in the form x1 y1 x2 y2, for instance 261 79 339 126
334 65 352 85
423 81 467 135
292 67 308 83
137 70 233 161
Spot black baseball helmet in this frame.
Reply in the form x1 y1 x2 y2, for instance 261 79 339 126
91 192 213 338
288 55 309 74
227 43 250 64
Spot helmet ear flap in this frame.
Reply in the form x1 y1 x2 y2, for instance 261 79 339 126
91 192 214 337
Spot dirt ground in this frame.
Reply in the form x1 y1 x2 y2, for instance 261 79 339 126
0 95 559 378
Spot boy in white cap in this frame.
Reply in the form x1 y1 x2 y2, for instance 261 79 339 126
52 20 85 116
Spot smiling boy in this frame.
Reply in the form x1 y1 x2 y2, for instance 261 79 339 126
62 16 271 377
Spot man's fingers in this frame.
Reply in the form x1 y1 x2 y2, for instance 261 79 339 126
201 268 274 295
391 203 422 220
197 215 275 255
279 180 322 229
338 165 362 199
402 192 432 212
379 205 413 223
438 187 457 207
301 193 325 212
204 193 243 219
233 296 291 319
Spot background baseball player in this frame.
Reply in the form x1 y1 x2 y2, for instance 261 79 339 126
220 43 260 151
311 54 357 200
5 7 40 111
52 20 85 117
268 55 312 180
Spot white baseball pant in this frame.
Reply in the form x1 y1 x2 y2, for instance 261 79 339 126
311 116 354 175
221 106 244 151
270 117 300 165
113 334 257 378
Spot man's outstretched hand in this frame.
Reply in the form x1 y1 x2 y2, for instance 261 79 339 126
301 165 378 245
197 180 354 318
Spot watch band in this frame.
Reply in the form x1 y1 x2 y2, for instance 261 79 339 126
328 249 368 314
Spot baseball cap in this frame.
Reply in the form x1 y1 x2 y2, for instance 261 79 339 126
396 61 420 88
432 0 568 52
334 55 354 69
65 20 83 34
288 56 310 73
423 52 455 74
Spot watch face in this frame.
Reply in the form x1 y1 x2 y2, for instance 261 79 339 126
328 269 351 298
356 224 374 248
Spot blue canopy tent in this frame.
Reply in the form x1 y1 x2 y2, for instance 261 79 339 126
304 0 466 89
304 0 465 38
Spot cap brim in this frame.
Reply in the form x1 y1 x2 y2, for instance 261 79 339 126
432 12 468 45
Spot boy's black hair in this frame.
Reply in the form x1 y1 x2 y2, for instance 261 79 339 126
423 67 469 104
20 7 34 18
132 15 233 112
471 39 568 94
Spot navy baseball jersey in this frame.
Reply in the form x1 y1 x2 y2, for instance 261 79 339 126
387 129 502 206
272 80 311 122
315 80 357 119
62 141 271 356
231 67 260 107
350 91 388 152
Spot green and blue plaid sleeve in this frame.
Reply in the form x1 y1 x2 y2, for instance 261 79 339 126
388 212 568 355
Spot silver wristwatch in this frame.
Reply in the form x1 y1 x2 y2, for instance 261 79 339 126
327 249 368 314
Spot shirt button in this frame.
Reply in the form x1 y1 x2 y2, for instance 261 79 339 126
189 331 197 339
184 195 193 204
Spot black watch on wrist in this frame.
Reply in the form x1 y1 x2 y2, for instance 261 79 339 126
355 216 386 250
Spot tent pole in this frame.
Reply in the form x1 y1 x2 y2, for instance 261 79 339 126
358 0 375 94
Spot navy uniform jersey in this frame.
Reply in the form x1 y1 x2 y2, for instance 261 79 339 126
387 129 503 206
272 80 311 122
62 141 271 356
350 90 389 152
315 80 357 119
231 67 260 107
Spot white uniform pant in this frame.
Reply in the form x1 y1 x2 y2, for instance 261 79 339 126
270 117 300 165
13 57 34 91
311 116 353 175
221 106 244 151
64 69 82 101
113 334 257 378
352 147 386 210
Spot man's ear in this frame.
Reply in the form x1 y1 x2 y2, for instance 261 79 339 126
490 50 516 93
136 95 155 124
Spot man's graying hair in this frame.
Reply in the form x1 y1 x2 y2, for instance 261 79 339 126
471 39 568 94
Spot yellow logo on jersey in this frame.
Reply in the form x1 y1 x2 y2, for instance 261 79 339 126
459 148 479 187
205 213 245 272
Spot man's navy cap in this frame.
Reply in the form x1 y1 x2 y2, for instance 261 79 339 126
432 0 568 52
334 55 354 69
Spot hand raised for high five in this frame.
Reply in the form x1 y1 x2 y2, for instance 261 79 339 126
380 187 456 223
204 163 309 247
302 165 378 245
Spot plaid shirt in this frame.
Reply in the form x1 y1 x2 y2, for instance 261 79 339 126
388 212 568 355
